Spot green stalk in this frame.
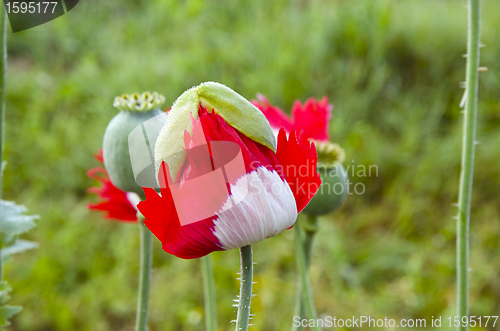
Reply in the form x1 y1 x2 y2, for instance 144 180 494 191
235 245 253 331
201 255 217 331
301 216 318 266
292 216 319 331
135 221 153 331
0 4 8 281
294 221 321 331
457 1 481 330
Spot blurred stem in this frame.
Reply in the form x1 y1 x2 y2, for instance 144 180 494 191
135 220 152 331
292 215 319 331
302 216 319 265
201 255 217 331
294 221 321 331
457 1 480 330
235 245 253 331
0 4 8 281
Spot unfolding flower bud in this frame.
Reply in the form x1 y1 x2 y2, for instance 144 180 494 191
103 92 167 197
302 141 347 216
138 82 321 259
155 82 277 181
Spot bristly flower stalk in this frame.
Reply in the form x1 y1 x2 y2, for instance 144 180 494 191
457 0 481 330
235 245 253 331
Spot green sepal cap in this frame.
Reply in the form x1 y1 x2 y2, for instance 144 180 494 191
155 82 276 180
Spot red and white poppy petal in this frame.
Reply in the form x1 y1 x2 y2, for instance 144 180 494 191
251 94 294 134
291 97 332 142
139 185 224 260
276 128 321 213
213 166 297 249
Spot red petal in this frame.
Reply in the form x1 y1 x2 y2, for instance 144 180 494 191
94 149 104 163
87 150 138 222
291 97 332 141
138 165 224 260
88 201 137 221
251 94 294 132
276 128 321 212
87 167 108 181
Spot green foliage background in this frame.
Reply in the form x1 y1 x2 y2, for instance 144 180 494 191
2 0 500 330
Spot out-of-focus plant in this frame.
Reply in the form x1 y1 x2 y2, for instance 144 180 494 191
0 200 38 330
138 82 321 331
89 92 167 331
253 94 347 330
0 7 38 331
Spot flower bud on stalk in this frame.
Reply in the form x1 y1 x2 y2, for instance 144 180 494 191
138 82 321 259
302 141 347 216
103 92 166 197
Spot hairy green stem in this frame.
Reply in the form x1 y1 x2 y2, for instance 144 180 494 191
235 245 253 331
457 1 481 330
0 4 8 281
201 255 217 331
135 221 152 331
293 216 319 331
294 221 321 331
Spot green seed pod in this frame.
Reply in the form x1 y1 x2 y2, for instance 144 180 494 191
303 141 348 216
103 92 166 197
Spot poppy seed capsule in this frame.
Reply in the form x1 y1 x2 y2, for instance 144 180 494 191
303 141 348 216
103 92 166 197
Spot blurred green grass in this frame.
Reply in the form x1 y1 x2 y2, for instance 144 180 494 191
2 0 500 330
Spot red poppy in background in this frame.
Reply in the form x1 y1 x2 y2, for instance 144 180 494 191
87 150 139 222
251 94 332 142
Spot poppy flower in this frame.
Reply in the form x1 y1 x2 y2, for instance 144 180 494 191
137 82 321 259
251 94 332 142
87 149 140 222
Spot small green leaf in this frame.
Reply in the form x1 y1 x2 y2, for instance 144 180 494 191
0 282 13 305
0 200 39 245
1 239 38 258
0 305 22 329
0 282 22 329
